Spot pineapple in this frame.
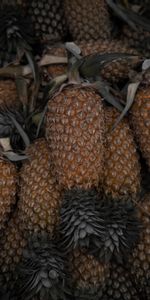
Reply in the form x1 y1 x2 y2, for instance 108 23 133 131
69 249 110 299
103 106 141 199
15 138 68 299
26 0 67 43
64 0 113 41
94 106 141 263
0 156 18 232
129 193 150 298
130 87 150 170
46 87 105 190
102 263 140 300
122 24 150 57
18 138 61 235
46 86 105 253
0 210 27 295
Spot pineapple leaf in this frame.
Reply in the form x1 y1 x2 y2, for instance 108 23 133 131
15 76 28 113
8 114 30 147
65 42 82 59
78 53 140 79
112 82 140 129
106 0 137 30
93 81 124 112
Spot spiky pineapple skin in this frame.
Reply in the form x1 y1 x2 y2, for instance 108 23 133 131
69 249 110 298
18 138 61 234
103 107 141 199
102 263 139 300
129 193 150 297
26 0 67 43
64 0 112 41
130 87 150 169
122 25 150 56
46 87 105 189
0 157 17 232
0 210 26 293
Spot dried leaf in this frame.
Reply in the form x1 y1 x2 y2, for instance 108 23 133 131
2 151 28 161
15 76 28 108
65 42 82 59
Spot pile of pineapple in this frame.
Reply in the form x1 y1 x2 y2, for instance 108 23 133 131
0 1 150 299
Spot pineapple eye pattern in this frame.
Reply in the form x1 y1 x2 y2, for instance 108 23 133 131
0 1 149 299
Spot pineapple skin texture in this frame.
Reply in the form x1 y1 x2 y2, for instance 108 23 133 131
129 193 150 297
122 25 150 56
103 107 141 199
70 249 110 291
18 138 61 234
102 263 140 300
0 210 27 292
26 0 67 43
131 88 150 170
46 87 105 189
64 0 112 41
0 158 17 231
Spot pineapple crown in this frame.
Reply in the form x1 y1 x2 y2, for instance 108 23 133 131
59 188 104 253
15 232 69 300
93 198 141 263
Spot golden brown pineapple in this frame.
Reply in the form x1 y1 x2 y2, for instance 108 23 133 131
0 210 27 294
69 249 110 298
122 24 150 57
129 193 150 298
0 157 18 232
46 87 105 254
46 87 105 189
64 0 113 41
0 138 67 299
130 87 150 170
103 106 141 199
18 138 61 234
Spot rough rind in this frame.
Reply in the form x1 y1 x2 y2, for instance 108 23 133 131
18 138 61 234
103 106 141 199
130 87 150 170
46 87 105 189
